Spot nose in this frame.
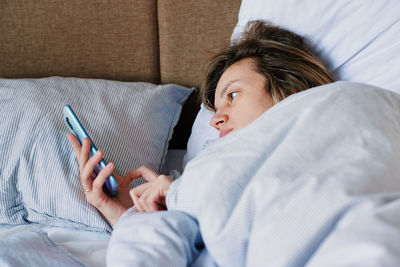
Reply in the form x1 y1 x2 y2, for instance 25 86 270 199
210 111 228 130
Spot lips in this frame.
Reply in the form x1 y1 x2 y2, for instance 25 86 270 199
219 128 233 138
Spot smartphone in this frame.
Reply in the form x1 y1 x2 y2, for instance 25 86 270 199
63 104 118 196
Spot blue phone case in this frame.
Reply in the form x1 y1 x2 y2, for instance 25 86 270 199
63 105 118 196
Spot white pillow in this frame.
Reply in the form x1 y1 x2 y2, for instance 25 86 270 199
183 104 219 167
233 0 400 93
185 0 400 162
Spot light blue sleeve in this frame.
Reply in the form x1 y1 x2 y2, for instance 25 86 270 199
107 208 205 267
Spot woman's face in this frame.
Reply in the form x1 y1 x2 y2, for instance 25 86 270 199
210 58 273 137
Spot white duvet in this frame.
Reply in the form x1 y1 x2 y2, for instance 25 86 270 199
108 82 400 267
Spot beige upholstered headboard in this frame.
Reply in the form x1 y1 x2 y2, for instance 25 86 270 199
0 0 242 148
1 1 160 82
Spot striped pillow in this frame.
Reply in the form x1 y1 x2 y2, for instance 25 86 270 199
0 77 193 233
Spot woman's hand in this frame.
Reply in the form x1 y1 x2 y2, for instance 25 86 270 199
128 166 173 212
68 133 134 226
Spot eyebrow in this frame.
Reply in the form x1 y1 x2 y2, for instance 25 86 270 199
219 79 239 99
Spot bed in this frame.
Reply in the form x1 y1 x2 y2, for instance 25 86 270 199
1 0 400 266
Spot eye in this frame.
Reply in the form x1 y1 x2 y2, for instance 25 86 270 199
228 91 238 100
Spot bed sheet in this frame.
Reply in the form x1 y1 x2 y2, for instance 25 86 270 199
0 223 109 267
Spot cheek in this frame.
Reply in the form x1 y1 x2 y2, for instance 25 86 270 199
234 106 265 129
231 96 272 129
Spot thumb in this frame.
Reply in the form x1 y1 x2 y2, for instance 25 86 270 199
124 166 159 185
112 172 124 184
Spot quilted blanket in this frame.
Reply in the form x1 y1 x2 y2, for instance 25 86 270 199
108 82 400 267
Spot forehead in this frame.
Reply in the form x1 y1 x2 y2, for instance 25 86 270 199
214 58 263 102
219 58 258 84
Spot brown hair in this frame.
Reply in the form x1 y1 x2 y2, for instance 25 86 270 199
200 20 334 111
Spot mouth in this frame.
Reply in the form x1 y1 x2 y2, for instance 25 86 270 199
219 128 233 138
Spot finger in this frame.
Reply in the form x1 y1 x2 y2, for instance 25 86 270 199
113 172 123 184
141 190 160 212
80 150 103 190
128 182 152 196
92 162 114 192
125 165 159 183
67 133 82 158
147 184 168 210
129 189 144 212
79 138 91 170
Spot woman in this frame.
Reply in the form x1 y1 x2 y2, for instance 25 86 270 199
68 20 334 225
